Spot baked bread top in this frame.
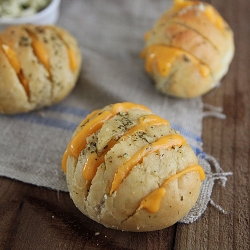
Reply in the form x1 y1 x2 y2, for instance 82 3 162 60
141 0 234 98
0 24 82 114
63 102 205 232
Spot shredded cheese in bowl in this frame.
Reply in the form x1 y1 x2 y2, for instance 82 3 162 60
0 0 51 18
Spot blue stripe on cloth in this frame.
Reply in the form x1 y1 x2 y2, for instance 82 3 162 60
5 104 92 131
11 113 79 132
6 105 204 156
171 123 202 143
46 104 90 117
171 123 204 156
192 147 205 156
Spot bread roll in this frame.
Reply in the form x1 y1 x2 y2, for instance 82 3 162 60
0 24 82 114
141 0 234 98
62 102 205 232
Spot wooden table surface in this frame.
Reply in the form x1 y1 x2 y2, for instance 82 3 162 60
0 0 249 249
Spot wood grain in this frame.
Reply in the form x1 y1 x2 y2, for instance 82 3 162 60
174 0 250 249
0 0 249 249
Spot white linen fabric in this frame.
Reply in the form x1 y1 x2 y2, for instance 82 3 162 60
0 0 231 224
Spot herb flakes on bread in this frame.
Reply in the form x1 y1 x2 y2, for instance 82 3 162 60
0 24 82 114
62 102 205 232
141 0 234 98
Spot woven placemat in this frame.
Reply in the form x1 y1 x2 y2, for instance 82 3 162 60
0 0 232 223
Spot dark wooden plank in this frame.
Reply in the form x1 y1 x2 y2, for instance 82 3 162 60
174 0 250 249
0 177 176 249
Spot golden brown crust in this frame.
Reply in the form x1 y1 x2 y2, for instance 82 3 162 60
144 46 214 98
120 171 201 231
159 2 234 57
146 22 223 81
0 24 82 114
64 103 205 232
0 47 31 113
142 1 234 98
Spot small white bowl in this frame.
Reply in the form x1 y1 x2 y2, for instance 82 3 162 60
0 0 61 31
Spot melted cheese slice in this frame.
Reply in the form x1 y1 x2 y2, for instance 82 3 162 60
61 109 101 173
82 114 170 181
173 0 225 31
67 47 78 71
173 0 197 11
1 42 30 97
141 45 182 77
62 103 151 173
204 5 225 30
110 134 186 195
144 30 151 41
26 29 51 79
53 28 78 72
137 164 205 213
27 27 78 81
141 45 210 78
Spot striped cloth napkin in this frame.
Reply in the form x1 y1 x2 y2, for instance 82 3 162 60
0 0 231 224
